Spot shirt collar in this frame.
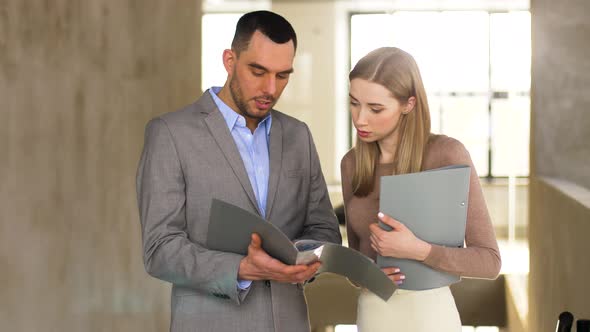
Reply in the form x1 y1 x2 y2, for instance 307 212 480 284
209 87 272 135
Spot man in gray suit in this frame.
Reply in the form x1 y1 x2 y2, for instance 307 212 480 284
136 10 341 332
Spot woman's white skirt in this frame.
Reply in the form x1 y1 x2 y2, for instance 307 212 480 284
356 286 462 332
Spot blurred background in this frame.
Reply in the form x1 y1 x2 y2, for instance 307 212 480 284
1 0 588 331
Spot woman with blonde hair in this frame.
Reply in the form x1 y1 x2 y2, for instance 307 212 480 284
341 47 501 331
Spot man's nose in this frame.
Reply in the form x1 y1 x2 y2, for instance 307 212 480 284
262 75 277 95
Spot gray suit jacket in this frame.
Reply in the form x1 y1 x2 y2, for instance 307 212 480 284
136 91 341 332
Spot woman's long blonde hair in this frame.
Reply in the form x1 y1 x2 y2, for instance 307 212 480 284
350 47 431 196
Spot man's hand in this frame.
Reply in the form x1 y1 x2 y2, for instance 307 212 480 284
238 233 321 283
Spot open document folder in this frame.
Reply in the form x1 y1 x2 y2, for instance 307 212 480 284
378 165 471 290
207 199 396 301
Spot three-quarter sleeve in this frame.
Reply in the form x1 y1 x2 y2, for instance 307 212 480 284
422 138 502 279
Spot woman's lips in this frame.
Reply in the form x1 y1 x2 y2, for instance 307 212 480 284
357 130 370 138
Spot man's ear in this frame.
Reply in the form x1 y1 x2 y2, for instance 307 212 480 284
403 96 416 115
222 49 236 75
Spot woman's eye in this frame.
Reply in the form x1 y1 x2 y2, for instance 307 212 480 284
350 101 359 106
371 109 383 113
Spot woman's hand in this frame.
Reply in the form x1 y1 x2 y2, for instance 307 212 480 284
382 266 405 286
369 212 432 261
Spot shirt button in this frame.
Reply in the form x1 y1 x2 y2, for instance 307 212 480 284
265 280 271 288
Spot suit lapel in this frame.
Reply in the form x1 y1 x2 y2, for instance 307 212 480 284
265 113 283 219
201 95 261 215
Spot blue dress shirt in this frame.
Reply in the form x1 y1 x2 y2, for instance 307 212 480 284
209 87 271 290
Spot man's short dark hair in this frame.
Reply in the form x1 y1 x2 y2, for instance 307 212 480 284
231 10 297 55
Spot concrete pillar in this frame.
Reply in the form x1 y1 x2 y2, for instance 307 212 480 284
0 1 202 331
530 0 590 330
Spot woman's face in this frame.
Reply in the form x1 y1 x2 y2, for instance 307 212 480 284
349 78 409 144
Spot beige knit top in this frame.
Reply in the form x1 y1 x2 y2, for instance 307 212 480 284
341 134 501 279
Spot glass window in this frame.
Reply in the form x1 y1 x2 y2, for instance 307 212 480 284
440 96 490 174
490 12 531 177
201 13 243 91
491 98 530 176
490 12 531 92
351 11 531 177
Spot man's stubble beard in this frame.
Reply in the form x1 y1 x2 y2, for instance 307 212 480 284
229 72 276 120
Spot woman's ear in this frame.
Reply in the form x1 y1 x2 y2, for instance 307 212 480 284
403 96 416 115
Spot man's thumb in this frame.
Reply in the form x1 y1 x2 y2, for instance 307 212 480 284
250 233 262 248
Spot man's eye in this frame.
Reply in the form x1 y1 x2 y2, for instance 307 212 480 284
277 74 290 80
252 71 264 77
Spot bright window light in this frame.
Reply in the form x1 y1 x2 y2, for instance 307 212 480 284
336 324 499 331
351 11 531 177
335 325 358 332
201 13 243 91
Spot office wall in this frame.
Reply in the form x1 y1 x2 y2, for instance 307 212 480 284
0 1 201 331
529 179 590 331
531 0 590 189
530 0 590 330
272 1 349 185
